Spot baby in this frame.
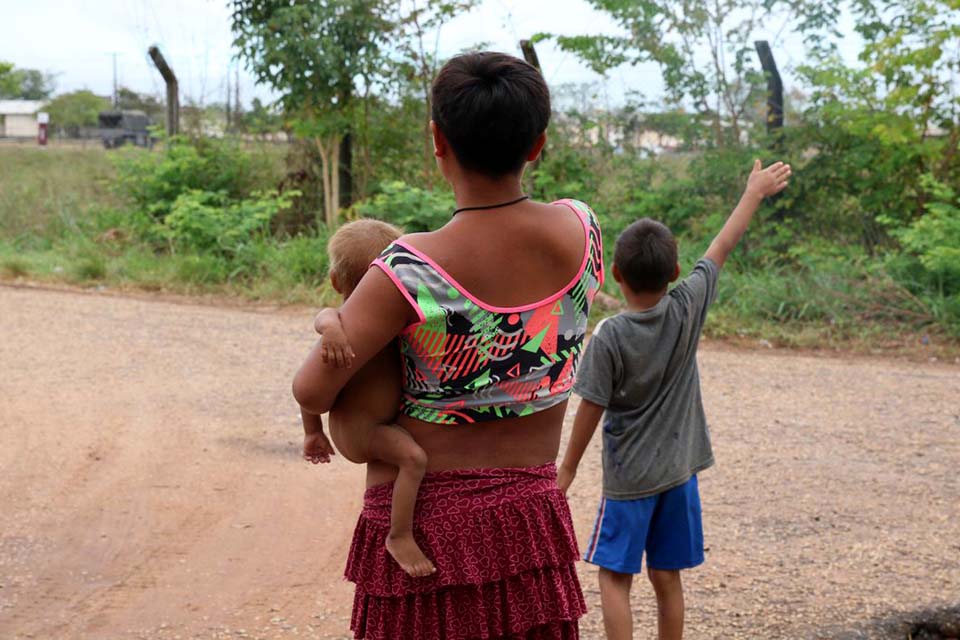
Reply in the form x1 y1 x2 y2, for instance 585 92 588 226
298 218 435 578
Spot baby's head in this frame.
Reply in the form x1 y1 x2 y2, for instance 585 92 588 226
613 219 681 297
327 219 403 299
431 51 550 178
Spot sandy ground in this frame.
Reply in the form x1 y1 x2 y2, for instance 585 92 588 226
1 284 957 640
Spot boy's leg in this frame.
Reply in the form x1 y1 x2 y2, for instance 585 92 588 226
598 568 634 640
366 425 434 578
644 475 705 640
648 568 684 640
583 496 653 640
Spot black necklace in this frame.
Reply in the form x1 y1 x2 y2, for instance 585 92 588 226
452 194 530 216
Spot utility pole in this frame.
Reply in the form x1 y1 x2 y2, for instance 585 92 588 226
109 52 119 108
226 65 232 133
148 46 179 137
234 65 240 132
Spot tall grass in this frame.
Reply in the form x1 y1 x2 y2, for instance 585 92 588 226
0 145 334 305
0 145 953 349
0 147 117 239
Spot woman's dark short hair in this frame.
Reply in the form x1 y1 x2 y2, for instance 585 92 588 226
432 51 550 177
614 219 678 293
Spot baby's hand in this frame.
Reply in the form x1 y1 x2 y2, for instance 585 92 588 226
320 328 355 368
315 310 355 368
303 431 335 464
745 159 792 200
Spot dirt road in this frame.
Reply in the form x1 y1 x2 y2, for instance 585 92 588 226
1 285 957 639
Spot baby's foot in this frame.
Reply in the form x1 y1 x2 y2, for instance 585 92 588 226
386 532 436 578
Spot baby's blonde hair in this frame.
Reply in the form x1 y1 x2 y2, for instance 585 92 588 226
327 218 404 292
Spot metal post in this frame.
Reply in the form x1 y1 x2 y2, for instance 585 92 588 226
520 40 542 72
754 41 783 137
148 46 179 137
519 39 546 174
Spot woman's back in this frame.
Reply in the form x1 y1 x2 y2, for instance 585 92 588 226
407 200 589 308
369 199 603 475
294 51 597 640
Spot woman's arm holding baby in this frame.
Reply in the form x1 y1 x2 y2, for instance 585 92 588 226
293 268 415 415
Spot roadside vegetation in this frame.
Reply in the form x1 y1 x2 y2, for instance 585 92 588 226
1 0 957 352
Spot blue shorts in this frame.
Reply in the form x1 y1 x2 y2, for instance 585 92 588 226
583 475 704 574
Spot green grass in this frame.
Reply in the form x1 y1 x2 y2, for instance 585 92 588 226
0 146 118 239
0 144 955 352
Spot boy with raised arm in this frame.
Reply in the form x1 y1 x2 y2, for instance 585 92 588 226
558 160 792 640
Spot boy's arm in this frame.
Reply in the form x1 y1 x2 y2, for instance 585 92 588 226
557 398 605 495
314 307 355 368
301 407 335 464
704 159 792 269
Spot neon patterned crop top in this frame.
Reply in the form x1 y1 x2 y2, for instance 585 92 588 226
371 199 604 425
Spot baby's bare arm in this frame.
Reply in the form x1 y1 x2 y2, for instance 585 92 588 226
314 307 355 368
301 407 335 464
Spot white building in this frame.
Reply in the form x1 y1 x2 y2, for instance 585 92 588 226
0 100 44 137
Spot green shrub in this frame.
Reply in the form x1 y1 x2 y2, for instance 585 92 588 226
890 175 960 296
1 256 28 277
173 254 231 285
161 189 297 257
71 252 107 282
113 135 276 221
352 181 454 232
270 232 331 287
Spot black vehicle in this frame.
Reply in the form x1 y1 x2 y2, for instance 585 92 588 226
98 110 152 148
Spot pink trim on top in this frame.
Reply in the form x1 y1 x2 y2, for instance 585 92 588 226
391 199 592 314
370 259 427 326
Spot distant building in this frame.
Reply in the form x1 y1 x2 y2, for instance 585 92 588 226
0 100 44 137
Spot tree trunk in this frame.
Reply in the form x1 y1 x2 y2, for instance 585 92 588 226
331 134 341 225
316 134 344 227
339 131 352 209
316 137 333 227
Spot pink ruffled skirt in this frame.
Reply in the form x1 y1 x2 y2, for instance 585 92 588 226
345 463 586 640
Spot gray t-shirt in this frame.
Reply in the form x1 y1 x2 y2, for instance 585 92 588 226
573 257 719 500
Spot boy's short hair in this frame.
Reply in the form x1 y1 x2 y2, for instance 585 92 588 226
432 51 550 177
328 219 403 291
614 219 678 293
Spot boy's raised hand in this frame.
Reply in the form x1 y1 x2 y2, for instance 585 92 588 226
705 159 793 268
745 159 792 200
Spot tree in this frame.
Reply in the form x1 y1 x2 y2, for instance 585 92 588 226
231 0 390 226
14 69 56 100
0 62 17 97
43 90 110 136
240 97 283 136
543 0 785 147
388 0 480 186
0 63 56 99
116 86 163 119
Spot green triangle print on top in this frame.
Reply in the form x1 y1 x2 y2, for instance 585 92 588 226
522 325 550 353
551 300 564 316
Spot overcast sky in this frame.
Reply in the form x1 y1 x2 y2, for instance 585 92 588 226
0 0 862 108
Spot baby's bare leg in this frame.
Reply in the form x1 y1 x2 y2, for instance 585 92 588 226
367 425 435 578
